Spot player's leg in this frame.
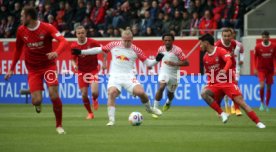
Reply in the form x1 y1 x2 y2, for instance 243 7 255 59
48 85 65 133
162 79 177 112
132 84 162 116
106 86 120 126
81 87 94 119
78 73 93 119
258 71 266 111
265 73 273 112
201 87 228 123
154 74 169 110
91 75 99 110
224 96 231 114
232 95 265 128
153 82 166 110
28 72 44 113
31 91 43 113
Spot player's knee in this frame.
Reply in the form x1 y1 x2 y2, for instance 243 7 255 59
108 90 118 99
49 92 59 100
134 89 146 97
81 91 88 99
32 97 42 105
201 91 207 100
92 92 99 98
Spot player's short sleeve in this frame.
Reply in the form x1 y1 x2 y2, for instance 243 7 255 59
70 42 78 60
218 48 231 61
102 41 117 53
254 45 259 56
132 45 147 62
46 23 63 39
89 38 101 47
176 48 186 61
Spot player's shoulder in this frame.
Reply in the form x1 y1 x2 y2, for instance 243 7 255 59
70 41 78 48
131 43 143 52
216 46 228 53
214 39 222 46
17 25 25 31
172 45 183 52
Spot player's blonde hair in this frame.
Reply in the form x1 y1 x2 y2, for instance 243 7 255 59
75 25 86 32
121 29 133 37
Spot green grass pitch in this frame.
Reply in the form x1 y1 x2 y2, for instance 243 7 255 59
0 104 276 152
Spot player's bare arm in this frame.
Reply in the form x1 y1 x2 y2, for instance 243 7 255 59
102 52 108 70
164 59 189 66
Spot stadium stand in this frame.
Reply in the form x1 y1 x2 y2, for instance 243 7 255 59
0 0 266 38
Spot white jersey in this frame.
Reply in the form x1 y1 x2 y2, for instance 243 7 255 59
102 41 147 76
233 40 244 75
158 45 186 75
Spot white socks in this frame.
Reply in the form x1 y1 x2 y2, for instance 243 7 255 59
166 99 172 104
154 100 159 109
107 106 115 122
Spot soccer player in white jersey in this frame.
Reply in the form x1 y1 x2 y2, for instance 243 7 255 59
72 30 164 126
153 33 189 114
230 29 244 115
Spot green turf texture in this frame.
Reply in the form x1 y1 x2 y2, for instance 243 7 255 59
0 104 275 152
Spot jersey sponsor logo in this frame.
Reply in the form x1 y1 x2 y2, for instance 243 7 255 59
116 55 130 61
207 63 220 71
261 53 272 58
27 41 44 48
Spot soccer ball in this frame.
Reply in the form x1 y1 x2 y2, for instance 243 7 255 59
128 112 143 126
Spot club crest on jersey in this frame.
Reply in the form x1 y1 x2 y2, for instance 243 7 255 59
270 49 273 52
215 57 219 62
39 34 45 39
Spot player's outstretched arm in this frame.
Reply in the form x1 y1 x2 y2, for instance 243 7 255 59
144 53 164 67
164 59 189 66
6 31 24 80
72 47 103 55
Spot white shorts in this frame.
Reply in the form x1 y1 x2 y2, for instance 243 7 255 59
107 75 140 95
158 73 178 92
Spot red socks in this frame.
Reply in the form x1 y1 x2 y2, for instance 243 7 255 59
210 101 223 115
260 88 264 103
51 98 62 128
83 97 92 114
266 89 271 107
247 111 260 124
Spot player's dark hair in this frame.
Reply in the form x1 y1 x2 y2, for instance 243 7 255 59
23 6 38 20
162 33 175 41
199 33 214 45
262 31 269 36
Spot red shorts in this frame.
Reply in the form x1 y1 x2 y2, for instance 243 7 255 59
78 69 99 89
258 70 274 84
205 83 242 104
28 65 58 93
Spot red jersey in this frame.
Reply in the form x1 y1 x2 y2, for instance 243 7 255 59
254 41 276 72
71 38 100 73
11 21 67 72
203 47 234 84
215 39 237 70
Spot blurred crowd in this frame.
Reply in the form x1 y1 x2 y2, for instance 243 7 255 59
0 0 246 38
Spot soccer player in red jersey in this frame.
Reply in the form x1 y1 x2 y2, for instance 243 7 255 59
215 28 242 116
71 25 107 119
4 7 67 134
200 33 265 128
254 31 276 112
